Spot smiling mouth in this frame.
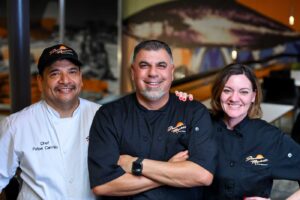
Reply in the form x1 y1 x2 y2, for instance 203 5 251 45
56 87 75 93
227 103 242 108
144 81 162 86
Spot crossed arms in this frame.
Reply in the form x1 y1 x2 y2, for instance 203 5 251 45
91 150 213 196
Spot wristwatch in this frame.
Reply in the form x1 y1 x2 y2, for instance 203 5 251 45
132 157 144 176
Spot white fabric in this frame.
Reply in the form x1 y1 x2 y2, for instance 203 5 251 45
0 98 100 200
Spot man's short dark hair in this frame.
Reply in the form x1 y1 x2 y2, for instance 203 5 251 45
132 40 173 63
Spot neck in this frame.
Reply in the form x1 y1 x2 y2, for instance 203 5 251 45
45 99 80 118
136 93 169 110
223 116 242 130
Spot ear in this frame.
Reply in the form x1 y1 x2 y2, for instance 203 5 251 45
79 71 83 89
130 64 135 81
37 75 43 93
251 91 256 103
171 64 175 81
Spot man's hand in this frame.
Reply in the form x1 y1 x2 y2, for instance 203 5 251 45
118 155 136 173
168 150 189 162
175 91 193 101
118 150 189 173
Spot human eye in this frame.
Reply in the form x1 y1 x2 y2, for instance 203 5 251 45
223 88 231 94
49 70 60 78
157 62 167 69
139 62 149 69
240 90 250 95
69 68 79 74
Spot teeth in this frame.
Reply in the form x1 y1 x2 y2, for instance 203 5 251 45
145 81 160 85
59 88 72 92
228 103 240 108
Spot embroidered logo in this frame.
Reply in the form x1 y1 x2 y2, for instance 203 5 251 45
168 122 186 134
49 45 74 56
32 141 58 151
245 154 268 166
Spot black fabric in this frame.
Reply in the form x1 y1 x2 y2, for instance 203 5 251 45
262 77 299 107
291 113 300 144
3 177 20 200
88 93 217 200
204 116 300 199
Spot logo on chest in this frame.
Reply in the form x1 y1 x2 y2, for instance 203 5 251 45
245 154 269 166
168 122 186 134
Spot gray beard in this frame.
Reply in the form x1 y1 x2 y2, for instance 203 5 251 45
140 88 165 101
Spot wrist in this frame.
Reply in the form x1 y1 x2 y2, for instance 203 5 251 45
131 157 144 176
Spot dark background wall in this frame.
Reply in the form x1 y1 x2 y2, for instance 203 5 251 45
0 0 118 28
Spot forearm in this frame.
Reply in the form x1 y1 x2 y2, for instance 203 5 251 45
287 189 300 200
142 159 213 187
92 173 162 196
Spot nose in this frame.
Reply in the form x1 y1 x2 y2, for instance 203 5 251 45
58 72 70 83
229 91 239 101
148 66 158 78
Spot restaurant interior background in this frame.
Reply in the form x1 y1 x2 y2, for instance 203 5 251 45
0 0 300 199
0 0 299 108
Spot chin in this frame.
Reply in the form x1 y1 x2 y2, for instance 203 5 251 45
142 90 166 101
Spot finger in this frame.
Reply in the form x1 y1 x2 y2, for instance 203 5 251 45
175 150 188 157
188 94 193 101
179 150 188 155
182 93 187 101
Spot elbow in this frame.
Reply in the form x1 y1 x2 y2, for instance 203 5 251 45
200 171 213 186
92 186 109 196
194 170 213 186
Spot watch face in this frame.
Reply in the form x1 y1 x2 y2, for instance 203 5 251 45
134 165 142 173
132 159 143 176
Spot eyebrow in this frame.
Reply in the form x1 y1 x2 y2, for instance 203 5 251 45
138 61 150 65
68 66 80 71
138 61 168 65
224 86 252 90
48 68 60 73
157 61 167 65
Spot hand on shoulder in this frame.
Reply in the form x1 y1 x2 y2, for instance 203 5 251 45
175 91 193 102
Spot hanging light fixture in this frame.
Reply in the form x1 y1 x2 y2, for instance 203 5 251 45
289 0 295 26
289 15 295 26
231 47 238 61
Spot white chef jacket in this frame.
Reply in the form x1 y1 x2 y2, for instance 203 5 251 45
0 98 100 200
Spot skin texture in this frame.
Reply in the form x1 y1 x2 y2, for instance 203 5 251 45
287 189 300 200
220 74 256 129
131 49 174 110
37 59 83 118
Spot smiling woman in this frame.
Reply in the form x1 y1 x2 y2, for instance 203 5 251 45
219 74 256 129
203 63 300 200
